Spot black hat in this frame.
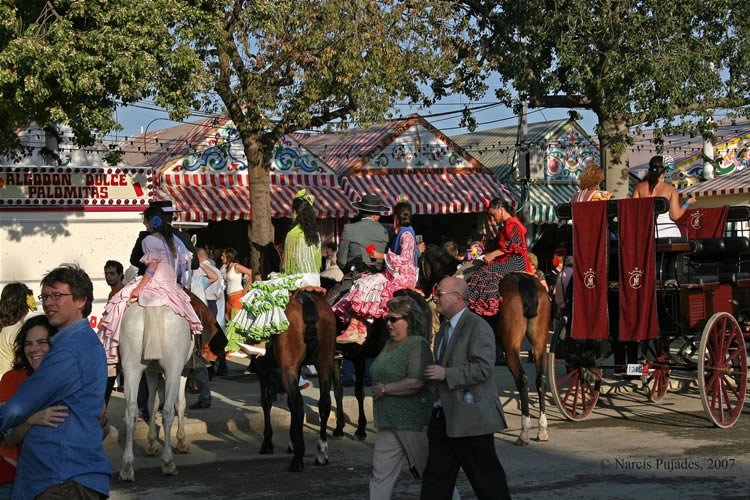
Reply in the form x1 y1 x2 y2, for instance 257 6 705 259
142 200 179 214
352 193 389 214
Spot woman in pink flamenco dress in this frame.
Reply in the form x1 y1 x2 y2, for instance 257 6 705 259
333 201 418 344
99 206 202 365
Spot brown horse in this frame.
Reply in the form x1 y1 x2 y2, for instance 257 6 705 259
495 272 551 445
419 245 552 445
252 243 340 472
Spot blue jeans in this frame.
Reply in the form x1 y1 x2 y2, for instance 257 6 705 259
194 367 211 403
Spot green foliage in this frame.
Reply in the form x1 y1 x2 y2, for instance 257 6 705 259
0 0 206 158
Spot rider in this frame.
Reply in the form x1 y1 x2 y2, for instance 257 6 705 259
99 206 203 366
336 193 391 293
333 199 419 344
225 190 322 351
466 198 532 316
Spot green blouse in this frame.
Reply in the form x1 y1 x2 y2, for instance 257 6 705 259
282 225 321 275
370 335 434 431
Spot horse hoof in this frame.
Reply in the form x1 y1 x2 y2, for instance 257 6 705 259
119 464 135 482
144 444 161 457
287 444 294 454
354 431 367 441
176 441 190 454
259 442 274 455
332 429 344 439
162 462 178 476
314 456 329 466
288 458 304 472
536 430 549 442
514 436 530 446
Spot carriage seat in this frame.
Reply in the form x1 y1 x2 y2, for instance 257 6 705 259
683 237 750 285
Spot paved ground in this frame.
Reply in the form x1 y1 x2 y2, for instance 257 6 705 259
104 357 750 499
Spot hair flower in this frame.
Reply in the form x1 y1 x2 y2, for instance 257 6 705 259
366 244 376 256
26 293 37 311
294 188 315 206
149 215 163 229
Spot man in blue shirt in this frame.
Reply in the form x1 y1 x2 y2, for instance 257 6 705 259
0 264 111 499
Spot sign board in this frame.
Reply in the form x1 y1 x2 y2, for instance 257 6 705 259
0 166 153 210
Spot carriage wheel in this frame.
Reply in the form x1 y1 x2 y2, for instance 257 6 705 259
548 328 602 421
698 313 748 428
644 353 670 403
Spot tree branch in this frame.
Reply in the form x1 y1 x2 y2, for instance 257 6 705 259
628 97 750 126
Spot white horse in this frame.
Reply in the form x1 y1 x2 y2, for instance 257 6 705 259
118 303 193 481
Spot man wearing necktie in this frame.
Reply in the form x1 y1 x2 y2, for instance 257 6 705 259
422 277 511 500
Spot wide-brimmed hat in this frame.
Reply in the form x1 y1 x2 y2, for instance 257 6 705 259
353 194 389 214
142 200 179 214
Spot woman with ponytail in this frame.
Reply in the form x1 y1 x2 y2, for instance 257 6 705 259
98 206 202 366
633 155 695 237
466 198 532 316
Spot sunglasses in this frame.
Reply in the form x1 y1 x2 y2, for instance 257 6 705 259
385 316 406 323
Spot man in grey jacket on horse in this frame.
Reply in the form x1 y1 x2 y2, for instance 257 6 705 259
336 193 391 293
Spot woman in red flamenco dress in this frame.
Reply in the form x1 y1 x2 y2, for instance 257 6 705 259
466 198 532 316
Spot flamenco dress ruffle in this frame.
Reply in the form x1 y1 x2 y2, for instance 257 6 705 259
224 272 316 348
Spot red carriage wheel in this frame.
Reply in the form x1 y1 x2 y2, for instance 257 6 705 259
548 329 601 421
698 312 747 428
644 354 670 403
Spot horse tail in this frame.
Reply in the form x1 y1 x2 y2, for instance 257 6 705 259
517 273 539 319
143 305 165 360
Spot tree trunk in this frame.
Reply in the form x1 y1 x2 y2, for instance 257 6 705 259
242 137 274 273
598 117 631 199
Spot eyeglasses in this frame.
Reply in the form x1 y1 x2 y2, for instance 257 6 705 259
38 292 73 302
434 290 460 298
385 316 407 323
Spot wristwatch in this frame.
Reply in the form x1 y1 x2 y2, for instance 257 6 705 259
381 384 387 395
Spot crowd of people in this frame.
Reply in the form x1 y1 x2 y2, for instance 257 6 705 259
0 155 687 499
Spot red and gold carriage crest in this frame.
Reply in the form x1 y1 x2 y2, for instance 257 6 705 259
584 268 597 289
689 210 703 230
628 267 644 289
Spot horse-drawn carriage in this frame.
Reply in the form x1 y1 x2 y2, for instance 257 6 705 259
549 197 750 428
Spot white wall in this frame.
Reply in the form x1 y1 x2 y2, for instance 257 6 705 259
0 210 144 328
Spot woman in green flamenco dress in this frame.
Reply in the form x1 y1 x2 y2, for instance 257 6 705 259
225 190 322 352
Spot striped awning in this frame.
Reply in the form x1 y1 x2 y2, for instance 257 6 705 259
679 168 750 198
341 172 515 215
528 183 578 224
157 172 356 221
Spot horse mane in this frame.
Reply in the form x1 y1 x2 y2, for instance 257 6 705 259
419 244 461 295
253 241 281 280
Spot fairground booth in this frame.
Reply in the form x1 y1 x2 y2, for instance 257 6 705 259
452 118 600 264
120 118 356 260
295 114 513 249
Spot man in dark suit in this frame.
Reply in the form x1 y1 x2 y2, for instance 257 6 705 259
422 277 511 500
336 193 390 292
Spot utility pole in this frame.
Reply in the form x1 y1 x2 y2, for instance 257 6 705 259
518 99 530 227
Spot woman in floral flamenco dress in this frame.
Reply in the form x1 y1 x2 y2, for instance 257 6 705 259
333 200 418 345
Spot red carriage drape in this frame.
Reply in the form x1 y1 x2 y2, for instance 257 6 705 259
571 201 609 341
617 198 659 342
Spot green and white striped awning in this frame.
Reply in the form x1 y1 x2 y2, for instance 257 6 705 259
528 183 578 224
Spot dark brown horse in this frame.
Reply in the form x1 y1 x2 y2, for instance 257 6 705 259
252 242 340 471
419 245 552 445
330 287 432 440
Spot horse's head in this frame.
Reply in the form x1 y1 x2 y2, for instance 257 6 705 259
253 241 280 280
418 244 460 297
